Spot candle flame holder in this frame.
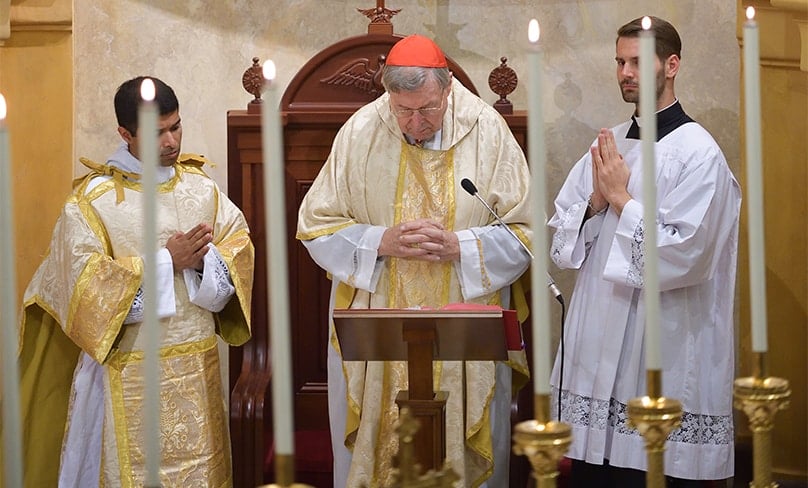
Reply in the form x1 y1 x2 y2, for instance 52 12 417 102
381 407 460 488
512 394 572 488
627 370 683 488
733 360 791 488
258 454 314 488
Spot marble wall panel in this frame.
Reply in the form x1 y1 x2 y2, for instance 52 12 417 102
74 0 740 314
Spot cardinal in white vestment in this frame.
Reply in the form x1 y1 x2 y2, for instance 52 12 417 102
297 35 534 487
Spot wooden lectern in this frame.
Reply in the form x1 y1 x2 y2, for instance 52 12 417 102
333 308 509 472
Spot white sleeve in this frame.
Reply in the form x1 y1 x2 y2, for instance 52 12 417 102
455 225 531 300
302 224 385 292
603 149 741 291
548 150 603 270
183 244 236 312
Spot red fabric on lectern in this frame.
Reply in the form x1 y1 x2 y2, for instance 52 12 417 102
440 303 523 351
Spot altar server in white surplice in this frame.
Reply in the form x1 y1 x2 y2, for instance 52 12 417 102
16 76 254 487
548 16 740 487
297 35 533 488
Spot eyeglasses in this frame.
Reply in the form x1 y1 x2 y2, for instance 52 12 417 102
390 95 446 118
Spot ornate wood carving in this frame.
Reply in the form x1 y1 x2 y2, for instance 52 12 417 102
280 34 478 113
358 0 401 35
489 57 518 115
320 54 387 98
242 57 265 114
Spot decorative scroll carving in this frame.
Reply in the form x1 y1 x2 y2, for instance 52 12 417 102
358 1 401 35
320 54 387 97
488 57 518 115
242 57 264 113
357 6 401 24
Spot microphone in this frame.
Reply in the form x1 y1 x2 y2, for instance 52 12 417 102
460 178 563 303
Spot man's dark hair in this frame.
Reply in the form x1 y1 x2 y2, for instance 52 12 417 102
114 76 179 136
617 16 682 62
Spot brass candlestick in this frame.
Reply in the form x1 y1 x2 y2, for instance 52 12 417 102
512 393 572 488
381 406 459 487
258 454 314 488
627 370 682 488
733 354 791 488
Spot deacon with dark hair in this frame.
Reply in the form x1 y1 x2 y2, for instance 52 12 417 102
18 76 254 486
297 35 533 487
548 17 740 487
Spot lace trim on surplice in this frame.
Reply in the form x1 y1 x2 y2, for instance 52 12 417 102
627 218 644 287
551 201 586 263
553 388 733 446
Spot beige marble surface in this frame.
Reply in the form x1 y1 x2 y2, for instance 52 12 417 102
73 0 740 317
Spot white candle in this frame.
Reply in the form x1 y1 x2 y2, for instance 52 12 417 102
0 93 23 488
139 78 161 485
743 7 768 353
527 19 552 396
262 60 295 455
639 17 662 371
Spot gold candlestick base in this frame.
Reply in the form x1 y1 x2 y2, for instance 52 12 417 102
256 453 315 488
384 407 459 487
627 395 683 488
733 375 791 488
259 485 315 488
512 418 573 488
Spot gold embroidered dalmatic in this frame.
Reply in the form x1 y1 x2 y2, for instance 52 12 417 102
16 157 253 487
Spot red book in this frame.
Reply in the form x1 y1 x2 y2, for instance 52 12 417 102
440 303 524 351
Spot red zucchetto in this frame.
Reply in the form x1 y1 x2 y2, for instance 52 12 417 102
386 34 448 68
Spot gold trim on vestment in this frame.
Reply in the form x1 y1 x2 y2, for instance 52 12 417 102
333 281 362 449
475 238 492 293
79 157 142 204
296 221 357 241
107 335 218 367
106 336 226 485
213 227 254 345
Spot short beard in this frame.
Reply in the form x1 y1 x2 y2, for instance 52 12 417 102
620 69 665 106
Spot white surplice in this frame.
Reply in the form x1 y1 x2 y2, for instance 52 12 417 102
548 107 741 481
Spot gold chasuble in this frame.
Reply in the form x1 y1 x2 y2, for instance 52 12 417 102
13 156 253 487
390 144 455 308
298 78 531 487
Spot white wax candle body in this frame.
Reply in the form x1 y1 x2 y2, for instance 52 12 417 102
527 22 552 396
262 71 295 454
639 28 662 371
0 99 23 487
139 95 161 485
743 17 768 353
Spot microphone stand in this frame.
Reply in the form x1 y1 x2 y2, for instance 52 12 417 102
461 178 563 303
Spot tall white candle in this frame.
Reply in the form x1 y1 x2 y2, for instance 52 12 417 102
262 60 295 455
0 93 23 488
743 7 768 353
527 19 552 396
139 78 161 486
639 17 662 371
